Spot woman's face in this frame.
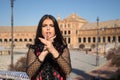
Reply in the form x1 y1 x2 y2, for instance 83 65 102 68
42 18 55 40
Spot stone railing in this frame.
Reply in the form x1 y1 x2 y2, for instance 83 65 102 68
0 70 30 80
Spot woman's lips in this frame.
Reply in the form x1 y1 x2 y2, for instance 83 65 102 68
46 32 51 39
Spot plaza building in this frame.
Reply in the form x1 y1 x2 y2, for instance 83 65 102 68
0 13 120 53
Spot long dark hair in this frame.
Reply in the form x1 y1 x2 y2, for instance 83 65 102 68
34 14 67 47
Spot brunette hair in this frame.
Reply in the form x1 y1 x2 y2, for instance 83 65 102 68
34 14 67 47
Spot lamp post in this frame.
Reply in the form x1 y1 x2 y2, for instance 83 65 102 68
10 0 15 68
114 23 117 48
96 17 99 66
102 27 106 57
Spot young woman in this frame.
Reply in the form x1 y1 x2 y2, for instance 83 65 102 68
26 14 72 80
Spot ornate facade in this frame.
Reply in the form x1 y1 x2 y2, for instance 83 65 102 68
0 13 120 51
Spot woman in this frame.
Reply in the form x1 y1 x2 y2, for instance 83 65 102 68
26 14 72 80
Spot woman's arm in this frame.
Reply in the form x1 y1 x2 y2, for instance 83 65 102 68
55 48 72 75
26 48 42 78
39 37 72 75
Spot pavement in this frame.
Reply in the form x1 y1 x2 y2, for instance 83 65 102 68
70 50 106 79
0 49 107 80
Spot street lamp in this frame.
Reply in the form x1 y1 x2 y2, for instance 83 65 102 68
96 17 99 66
114 23 117 48
102 27 106 57
10 0 15 68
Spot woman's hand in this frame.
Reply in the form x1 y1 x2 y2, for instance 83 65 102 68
39 35 59 58
39 36 56 53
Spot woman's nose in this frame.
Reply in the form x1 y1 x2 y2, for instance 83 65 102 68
47 26 50 30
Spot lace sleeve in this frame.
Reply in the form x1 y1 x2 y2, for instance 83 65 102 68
56 48 72 75
26 48 42 78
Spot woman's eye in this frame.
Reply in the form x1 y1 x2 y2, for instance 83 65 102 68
42 24 47 27
50 24 54 27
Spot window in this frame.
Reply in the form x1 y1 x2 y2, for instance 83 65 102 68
24 38 27 42
103 36 106 42
68 37 70 44
98 37 100 42
14 39 18 42
83 37 86 43
78 38 81 43
118 36 120 42
88 37 91 43
0 39 2 42
19 39 23 42
108 36 111 42
64 31 67 35
112 36 116 42
93 37 96 43
4 39 7 42
68 30 70 34
9 39 12 42
68 24 70 28
29 38 32 42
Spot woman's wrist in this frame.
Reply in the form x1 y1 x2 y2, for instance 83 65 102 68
51 49 59 58
37 57 43 63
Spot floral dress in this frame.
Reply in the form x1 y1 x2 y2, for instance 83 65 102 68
27 42 70 80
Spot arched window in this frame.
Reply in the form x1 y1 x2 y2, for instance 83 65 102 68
112 36 116 42
9 39 12 42
14 39 18 42
19 39 23 42
0 39 2 42
68 37 70 44
24 38 27 42
68 24 71 28
97 37 101 42
68 30 70 34
29 38 32 42
93 37 96 43
83 37 86 43
4 39 7 42
108 36 111 42
64 31 67 35
78 37 81 43
88 37 91 43
118 36 120 42
103 36 106 43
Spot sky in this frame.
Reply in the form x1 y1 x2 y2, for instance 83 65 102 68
0 0 120 26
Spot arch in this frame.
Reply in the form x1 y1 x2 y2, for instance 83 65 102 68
118 36 120 42
0 39 2 42
108 36 111 43
29 38 32 42
14 38 18 42
4 39 8 42
24 38 27 42
83 37 86 43
93 37 96 43
78 37 81 43
19 38 23 42
88 37 91 43
103 36 106 43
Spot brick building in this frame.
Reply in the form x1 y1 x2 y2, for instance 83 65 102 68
0 13 120 51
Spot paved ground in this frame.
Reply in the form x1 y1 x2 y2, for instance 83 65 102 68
70 50 106 79
0 49 107 79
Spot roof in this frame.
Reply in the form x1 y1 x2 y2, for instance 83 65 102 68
0 26 37 33
81 19 120 30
